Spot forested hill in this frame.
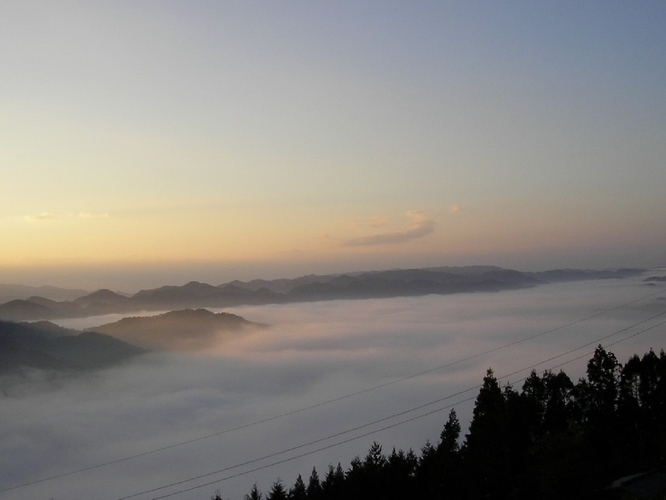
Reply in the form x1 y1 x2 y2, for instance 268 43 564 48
87 308 266 351
0 320 146 373
227 346 666 500
0 267 645 321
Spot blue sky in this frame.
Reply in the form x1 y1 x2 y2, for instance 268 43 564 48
1 1 665 289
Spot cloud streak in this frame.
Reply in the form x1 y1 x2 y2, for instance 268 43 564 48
25 212 60 221
24 212 110 222
342 211 434 247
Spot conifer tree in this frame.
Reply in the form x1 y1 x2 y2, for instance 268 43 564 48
288 474 307 500
267 480 287 500
434 409 463 500
438 409 461 455
321 463 345 498
363 442 386 473
244 483 262 500
465 368 508 499
389 447 418 500
306 467 322 500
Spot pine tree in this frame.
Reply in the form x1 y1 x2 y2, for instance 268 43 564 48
288 474 307 500
584 345 620 417
363 442 386 473
321 463 344 499
306 467 322 500
384 448 418 500
438 409 461 455
464 368 508 499
435 409 463 500
267 480 287 500
542 370 574 434
244 483 262 500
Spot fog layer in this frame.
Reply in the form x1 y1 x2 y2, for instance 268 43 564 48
2 273 665 500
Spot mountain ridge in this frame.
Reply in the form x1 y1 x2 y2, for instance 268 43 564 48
0 266 646 321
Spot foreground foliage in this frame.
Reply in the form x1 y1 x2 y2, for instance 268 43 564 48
218 346 666 500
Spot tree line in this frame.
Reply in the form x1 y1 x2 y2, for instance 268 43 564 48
215 346 666 500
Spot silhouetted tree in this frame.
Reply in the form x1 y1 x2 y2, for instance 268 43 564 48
385 447 417 500
542 370 574 434
464 368 508 499
267 480 287 500
435 409 463 499
306 467 322 500
244 483 262 500
583 345 621 418
227 348 666 500
618 349 666 470
288 474 307 500
577 346 622 480
438 409 461 456
321 463 344 499
415 439 439 499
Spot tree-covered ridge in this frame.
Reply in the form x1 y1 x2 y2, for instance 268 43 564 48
222 346 666 500
0 267 644 321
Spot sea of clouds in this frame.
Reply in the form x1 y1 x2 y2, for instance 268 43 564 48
2 271 665 500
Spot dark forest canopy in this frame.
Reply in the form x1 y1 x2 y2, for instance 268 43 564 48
219 346 666 500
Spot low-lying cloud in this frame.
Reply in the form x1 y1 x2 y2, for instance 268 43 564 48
2 274 665 500
342 211 434 247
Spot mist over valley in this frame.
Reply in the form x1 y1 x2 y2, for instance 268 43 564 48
3 2 666 498
2 269 665 500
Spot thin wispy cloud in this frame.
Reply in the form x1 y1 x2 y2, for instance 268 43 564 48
25 212 110 222
342 211 434 247
448 204 461 215
367 216 386 228
25 212 60 221
77 212 110 219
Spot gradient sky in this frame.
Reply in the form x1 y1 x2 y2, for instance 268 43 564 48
2 1 665 290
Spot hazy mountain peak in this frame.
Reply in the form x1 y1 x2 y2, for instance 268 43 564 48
87 308 266 352
0 267 646 321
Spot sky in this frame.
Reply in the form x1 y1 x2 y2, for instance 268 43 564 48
3 275 666 500
1 1 665 291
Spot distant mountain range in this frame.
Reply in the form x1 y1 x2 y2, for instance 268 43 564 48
0 284 90 304
0 320 146 374
0 266 646 321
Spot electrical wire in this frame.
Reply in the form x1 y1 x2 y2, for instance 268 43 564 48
145 317 666 500
118 312 666 499
3 288 663 494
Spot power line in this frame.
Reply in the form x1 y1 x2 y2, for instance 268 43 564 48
3 287 663 495
144 317 666 500
3 288 663 495
119 311 666 500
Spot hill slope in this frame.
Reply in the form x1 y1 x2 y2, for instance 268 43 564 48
88 308 266 351
0 320 146 373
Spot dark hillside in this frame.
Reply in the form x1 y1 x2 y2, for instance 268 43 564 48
0 320 145 373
